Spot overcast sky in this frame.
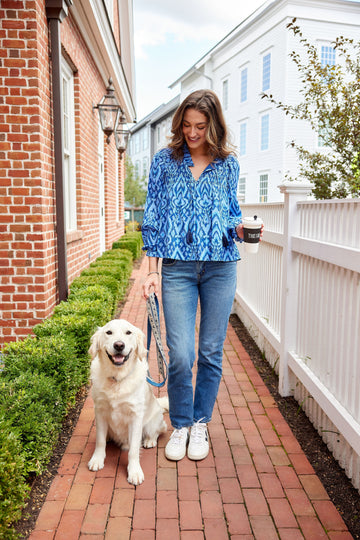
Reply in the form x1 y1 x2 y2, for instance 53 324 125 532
132 0 266 120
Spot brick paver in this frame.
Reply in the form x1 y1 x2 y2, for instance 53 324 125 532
29 256 352 539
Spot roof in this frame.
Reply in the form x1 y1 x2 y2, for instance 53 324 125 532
130 94 180 134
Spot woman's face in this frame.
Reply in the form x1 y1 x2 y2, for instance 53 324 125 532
182 108 209 153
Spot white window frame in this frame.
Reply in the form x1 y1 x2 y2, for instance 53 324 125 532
238 176 246 202
259 173 268 202
262 52 271 92
240 67 248 103
239 121 247 157
260 113 270 151
61 57 77 232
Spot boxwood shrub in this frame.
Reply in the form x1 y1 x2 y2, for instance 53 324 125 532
0 413 29 540
0 372 64 476
0 238 142 536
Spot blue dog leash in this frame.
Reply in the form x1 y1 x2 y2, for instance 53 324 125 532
146 292 168 387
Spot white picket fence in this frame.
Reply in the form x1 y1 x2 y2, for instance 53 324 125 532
233 181 360 491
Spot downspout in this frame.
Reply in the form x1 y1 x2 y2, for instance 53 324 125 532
45 0 73 301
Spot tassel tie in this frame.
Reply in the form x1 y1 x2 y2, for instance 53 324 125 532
186 230 193 244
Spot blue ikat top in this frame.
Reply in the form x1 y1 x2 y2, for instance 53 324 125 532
141 145 242 261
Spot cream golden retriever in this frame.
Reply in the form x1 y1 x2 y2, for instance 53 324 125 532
88 319 168 485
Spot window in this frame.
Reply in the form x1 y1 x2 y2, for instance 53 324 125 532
135 160 140 179
142 128 149 150
134 133 140 153
61 57 76 232
260 113 269 151
142 157 149 179
262 53 271 91
222 79 229 110
321 45 336 68
238 176 246 200
239 122 247 156
240 68 247 102
259 174 268 202
156 126 160 144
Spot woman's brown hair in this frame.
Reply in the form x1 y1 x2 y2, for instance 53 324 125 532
168 89 235 160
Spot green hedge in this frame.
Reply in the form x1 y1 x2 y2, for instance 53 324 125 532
112 231 143 259
0 413 29 540
0 232 143 537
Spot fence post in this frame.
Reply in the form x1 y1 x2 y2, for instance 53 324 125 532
278 180 313 396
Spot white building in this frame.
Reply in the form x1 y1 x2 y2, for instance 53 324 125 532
128 95 180 185
170 0 360 203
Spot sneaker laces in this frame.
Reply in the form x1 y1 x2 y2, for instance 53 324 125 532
190 419 207 443
170 427 188 445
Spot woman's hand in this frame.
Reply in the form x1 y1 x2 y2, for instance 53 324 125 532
235 223 264 241
142 272 160 300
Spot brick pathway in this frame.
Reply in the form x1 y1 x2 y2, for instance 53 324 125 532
29 257 352 539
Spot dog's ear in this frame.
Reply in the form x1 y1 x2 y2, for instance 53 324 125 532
88 327 102 359
134 328 147 361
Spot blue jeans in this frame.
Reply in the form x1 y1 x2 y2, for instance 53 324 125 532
161 259 237 429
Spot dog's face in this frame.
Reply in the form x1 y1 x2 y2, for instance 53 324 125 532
89 319 147 368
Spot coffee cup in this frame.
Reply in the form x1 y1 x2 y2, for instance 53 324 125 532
242 215 263 254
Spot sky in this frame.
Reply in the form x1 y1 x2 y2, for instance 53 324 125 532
132 0 266 121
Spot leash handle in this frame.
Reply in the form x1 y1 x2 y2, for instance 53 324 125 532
146 292 168 387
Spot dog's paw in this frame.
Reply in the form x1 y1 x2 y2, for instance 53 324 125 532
127 464 144 485
88 454 105 471
143 437 157 448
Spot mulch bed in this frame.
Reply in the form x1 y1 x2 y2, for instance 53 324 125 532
14 285 360 538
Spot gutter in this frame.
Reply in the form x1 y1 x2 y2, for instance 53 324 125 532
45 0 73 302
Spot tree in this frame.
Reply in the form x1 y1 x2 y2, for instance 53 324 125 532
262 19 360 199
124 156 147 207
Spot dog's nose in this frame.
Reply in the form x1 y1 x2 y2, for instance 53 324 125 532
113 341 125 352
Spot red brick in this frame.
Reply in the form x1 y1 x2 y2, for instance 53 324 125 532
223 503 251 535
268 498 298 528
34 500 65 531
132 499 155 529
297 515 328 538
105 517 131 540
65 483 92 511
200 490 223 519
250 515 278 540
81 503 109 534
299 475 329 501
110 488 134 517
55 509 85 540
203 517 229 540
313 500 348 531
156 491 178 519
219 477 243 503
179 500 203 530
178 475 199 500
156 518 180 539
90 477 115 505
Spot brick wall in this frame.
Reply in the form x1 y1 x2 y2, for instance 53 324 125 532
0 1 126 345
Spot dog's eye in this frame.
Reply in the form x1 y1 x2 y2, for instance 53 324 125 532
106 330 112 335
126 330 132 335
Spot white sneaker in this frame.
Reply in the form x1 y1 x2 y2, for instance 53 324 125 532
165 427 189 461
188 420 209 461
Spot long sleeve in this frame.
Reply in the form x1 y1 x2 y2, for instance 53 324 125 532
227 157 242 231
141 151 164 256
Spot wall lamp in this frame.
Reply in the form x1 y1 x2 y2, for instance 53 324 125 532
114 112 130 159
93 78 131 156
93 77 121 143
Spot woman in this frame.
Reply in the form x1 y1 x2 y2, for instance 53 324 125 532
142 89 247 462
